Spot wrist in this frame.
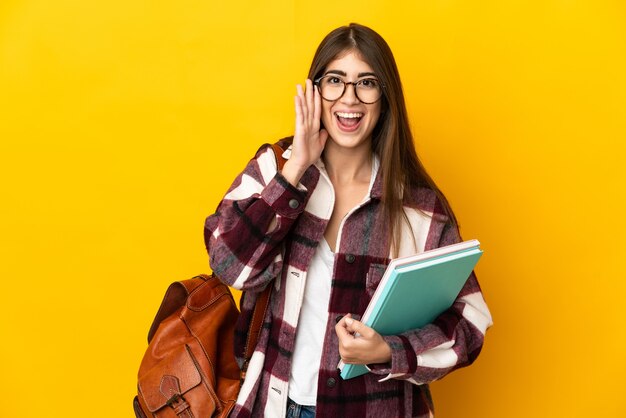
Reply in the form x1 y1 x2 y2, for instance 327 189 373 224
281 159 308 187
370 339 392 364
378 342 392 364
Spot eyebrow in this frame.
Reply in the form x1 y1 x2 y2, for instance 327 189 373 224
325 70 378 78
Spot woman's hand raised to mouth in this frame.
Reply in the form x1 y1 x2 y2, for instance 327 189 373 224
282 78 328 187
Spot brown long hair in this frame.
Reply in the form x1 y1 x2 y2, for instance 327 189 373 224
307 23 457 254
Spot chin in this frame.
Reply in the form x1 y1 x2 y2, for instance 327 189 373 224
327 133 372 150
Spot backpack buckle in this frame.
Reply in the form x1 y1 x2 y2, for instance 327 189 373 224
166 393 190 415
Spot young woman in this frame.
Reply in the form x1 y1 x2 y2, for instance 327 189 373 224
205 23 492 418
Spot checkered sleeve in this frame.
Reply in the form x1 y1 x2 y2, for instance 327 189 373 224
368 221 493 385
204 144 308 292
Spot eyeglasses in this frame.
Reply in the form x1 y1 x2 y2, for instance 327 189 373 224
313 75 384 104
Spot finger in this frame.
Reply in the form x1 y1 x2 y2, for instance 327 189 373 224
295 95 303 128
344 317 357 332
335 320 353 342
313 83 323 127
335 313 353 330
305 79 314 122
345 318 372 338
335 314 356 333
335 324 358 362
296 84 308 121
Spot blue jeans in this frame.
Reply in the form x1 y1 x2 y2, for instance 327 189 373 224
286 397 316 418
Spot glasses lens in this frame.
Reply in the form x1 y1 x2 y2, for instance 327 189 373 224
319 76 344 101
355 79 382 104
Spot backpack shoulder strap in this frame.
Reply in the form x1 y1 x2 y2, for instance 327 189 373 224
270 138 290 171
271 144 286 170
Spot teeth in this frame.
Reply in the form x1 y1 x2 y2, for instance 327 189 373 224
335 112 363 119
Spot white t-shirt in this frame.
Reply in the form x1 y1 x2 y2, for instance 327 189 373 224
288 238 334 405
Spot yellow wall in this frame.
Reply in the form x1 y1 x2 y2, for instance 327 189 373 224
1 1 625 417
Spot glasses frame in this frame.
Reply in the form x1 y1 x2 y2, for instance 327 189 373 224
313 74 385 104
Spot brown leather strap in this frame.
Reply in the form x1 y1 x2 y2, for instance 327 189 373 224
241 142 288 375
242 287 271 374
166 393 194 418
270 142 288 171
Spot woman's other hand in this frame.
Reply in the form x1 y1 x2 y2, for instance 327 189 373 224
282 79 328 186
335 314 392 365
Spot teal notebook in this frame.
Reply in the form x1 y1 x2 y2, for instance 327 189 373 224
338 239 483 380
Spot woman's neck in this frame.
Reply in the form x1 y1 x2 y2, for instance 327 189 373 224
322 140 373 185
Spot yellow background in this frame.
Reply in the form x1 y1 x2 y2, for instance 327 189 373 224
1 1 625 417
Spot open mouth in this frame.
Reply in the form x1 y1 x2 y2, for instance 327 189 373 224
335 111 363 132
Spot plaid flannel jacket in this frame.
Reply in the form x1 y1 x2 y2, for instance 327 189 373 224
204 139 493 418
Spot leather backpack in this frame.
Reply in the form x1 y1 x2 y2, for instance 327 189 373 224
133 143 286 417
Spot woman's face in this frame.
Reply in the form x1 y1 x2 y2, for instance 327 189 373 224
319 51 382 151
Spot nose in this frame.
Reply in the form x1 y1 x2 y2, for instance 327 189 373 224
340 82 360 105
